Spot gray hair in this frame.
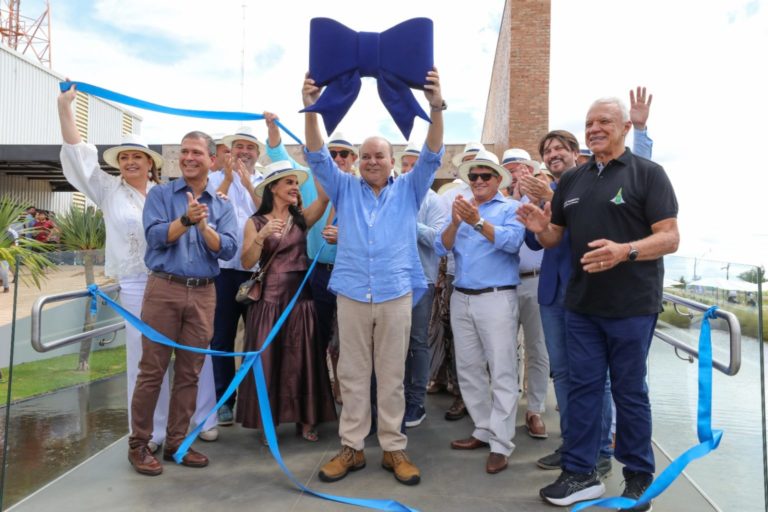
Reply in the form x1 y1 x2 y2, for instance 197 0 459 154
589 97 630 123
182 131 216 156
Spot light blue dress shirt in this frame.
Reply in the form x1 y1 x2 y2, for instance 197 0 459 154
435 192 525 289
417 189 449 285
633 128 653 159
306 143 445 303
266 141 337 265
143 178 238 278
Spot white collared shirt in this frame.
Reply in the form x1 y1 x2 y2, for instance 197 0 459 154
207 169 263 271
60 142 154 279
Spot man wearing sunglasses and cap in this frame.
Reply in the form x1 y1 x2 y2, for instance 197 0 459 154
435 149 526 475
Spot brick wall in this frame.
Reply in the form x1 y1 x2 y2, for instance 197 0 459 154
482 0 550 161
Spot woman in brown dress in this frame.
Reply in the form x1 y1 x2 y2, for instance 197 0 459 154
237 160 337 441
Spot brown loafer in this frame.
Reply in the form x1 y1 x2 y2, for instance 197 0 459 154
163 447 209 468
450 436 489 450
486 452 508 474
128 444 162 476
445 396 468 421
526 413 548 439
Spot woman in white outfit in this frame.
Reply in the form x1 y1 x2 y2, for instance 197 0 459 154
57 85 219 450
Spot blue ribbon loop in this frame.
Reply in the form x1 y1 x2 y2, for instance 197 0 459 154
572 306 723 511
58 81 304 146
87 241 417 511
300 17 434 139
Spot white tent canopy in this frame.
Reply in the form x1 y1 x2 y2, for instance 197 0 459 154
687 277 759 293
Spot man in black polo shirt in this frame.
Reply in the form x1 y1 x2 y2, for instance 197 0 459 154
518 97 679 510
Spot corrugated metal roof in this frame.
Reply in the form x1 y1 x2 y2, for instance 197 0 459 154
0 44 142 145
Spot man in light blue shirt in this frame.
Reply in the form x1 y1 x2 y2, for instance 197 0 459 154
303 69 445 487
435 149 525 476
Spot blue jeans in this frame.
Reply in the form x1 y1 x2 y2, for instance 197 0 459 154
561 311 657 474
540 285 613 459
404 284 435 408
210 268 251 408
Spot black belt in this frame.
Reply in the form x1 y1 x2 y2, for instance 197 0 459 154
520 269 540 278
318 263 334 272
151 271 214 287
455 285 516 295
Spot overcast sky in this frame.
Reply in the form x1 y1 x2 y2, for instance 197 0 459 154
22 0 768 271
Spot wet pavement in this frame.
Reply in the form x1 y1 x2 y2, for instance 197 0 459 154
0 375 127 508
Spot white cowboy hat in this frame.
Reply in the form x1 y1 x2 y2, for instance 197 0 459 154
457 149 512 189
220 126 265 152
103 134 164 170
501 148 541 174
254 160 309 197
451 142 484 167
393 140 421 173
327 131 358 156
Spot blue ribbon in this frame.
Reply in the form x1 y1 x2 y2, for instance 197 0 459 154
58 81 304 146
572 306 723 511
300 17 434 139
87 245 418 512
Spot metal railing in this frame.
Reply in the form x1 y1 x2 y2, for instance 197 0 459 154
30 284 124 353
657 291 742 376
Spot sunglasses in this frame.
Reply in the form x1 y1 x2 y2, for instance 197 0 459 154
330 150 351 159
467 172 497 182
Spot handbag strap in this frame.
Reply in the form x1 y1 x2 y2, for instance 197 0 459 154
253 214 291 278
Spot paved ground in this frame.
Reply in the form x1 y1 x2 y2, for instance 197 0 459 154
9 392 717 512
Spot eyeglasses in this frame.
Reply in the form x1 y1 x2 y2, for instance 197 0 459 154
330 150 351 159
467 172 497 182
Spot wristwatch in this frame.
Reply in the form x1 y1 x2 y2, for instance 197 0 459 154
430 100 447 112
473 218 485 232
180 214 196 227
628 244 639 262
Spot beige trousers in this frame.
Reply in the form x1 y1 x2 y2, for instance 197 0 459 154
336 293 412 451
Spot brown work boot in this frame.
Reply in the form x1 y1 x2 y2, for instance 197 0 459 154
382 450 421 486
319 446 366 482
163 446 209 468
128 444 163 476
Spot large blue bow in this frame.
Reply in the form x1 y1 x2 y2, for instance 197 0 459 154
300 17 434 139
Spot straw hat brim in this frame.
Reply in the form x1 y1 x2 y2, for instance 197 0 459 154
220 134 266 152
457 160 512 190
254 169 309 197
103 145 164 171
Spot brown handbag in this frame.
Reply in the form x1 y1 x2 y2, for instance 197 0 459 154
235 216 291 304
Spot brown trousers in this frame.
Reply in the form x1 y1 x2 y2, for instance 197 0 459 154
129 275 215 450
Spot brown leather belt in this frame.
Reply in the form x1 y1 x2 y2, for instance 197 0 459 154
151 271 214 287
455 285 516 295
520 269 540 278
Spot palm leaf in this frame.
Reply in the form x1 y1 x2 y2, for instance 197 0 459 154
0 196 53 288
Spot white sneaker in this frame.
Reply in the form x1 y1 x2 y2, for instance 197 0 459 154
198 427 219 442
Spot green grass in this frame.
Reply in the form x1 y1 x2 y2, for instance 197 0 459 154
0 345 126 404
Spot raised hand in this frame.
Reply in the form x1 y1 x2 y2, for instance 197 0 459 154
302 74 322 108
629 86 653 130
424 67 443 108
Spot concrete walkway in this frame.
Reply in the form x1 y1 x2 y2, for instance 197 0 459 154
9 392 717 512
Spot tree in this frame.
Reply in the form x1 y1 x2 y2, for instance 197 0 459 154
56 205 107 371
0 196 53 288
738 266 766 284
